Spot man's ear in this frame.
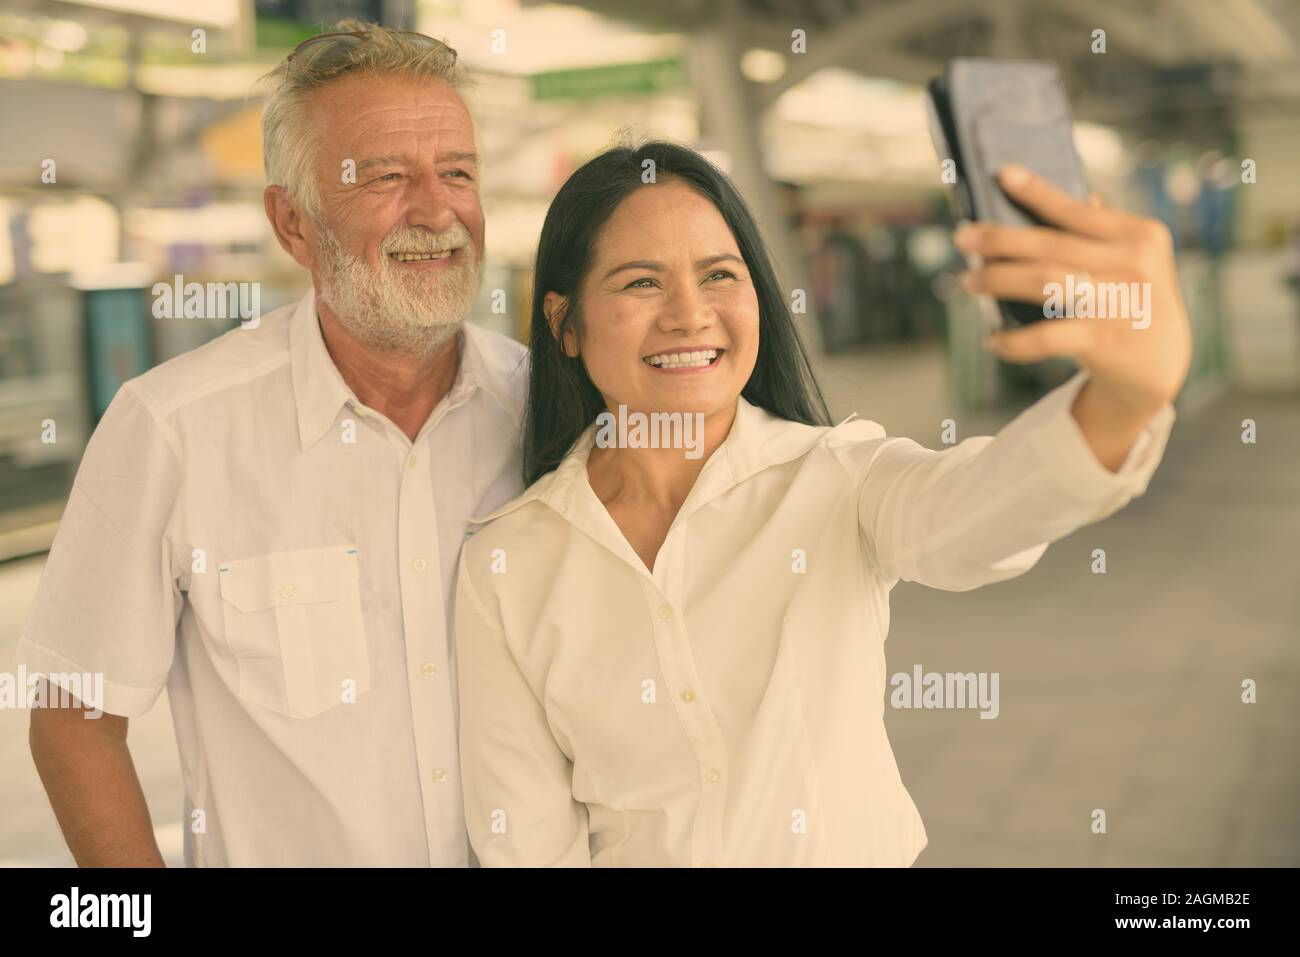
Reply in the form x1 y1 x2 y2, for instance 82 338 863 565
543 292 579 357
264 185 315 270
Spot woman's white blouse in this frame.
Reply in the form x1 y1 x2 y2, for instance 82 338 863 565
454 370 1175 867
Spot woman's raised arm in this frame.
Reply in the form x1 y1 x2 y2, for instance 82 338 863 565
847 368 1175 591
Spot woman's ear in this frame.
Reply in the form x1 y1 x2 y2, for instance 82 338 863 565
543 292 579 358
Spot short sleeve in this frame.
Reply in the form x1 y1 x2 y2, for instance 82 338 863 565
11 381 183 716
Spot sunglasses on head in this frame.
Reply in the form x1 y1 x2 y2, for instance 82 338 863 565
286 29 458 70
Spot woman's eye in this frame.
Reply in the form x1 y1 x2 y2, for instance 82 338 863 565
626 278 658 289
705 270 736 282
375 173 401 182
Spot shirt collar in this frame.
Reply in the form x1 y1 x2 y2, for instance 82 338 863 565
471 395 833 530
457 320 526 430
290 287 520 451
290 287 354 451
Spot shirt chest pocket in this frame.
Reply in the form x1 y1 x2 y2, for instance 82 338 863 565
217 546 371 719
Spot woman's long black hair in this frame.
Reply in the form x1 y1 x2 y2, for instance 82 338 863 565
522 139 831 486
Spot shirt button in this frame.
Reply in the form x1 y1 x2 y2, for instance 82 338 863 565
278 584 295 599
412 558 427 571
657 604 672 619
705 768 721 783
680 689 696 703
433 768 448 782
421 663 437 676
407 454 418 469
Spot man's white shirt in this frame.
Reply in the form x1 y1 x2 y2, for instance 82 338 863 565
13 288 528 866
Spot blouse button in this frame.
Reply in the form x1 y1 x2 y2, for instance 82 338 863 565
278 584 295 599
680 689 696 703
657 604 672 619
705 768 721 783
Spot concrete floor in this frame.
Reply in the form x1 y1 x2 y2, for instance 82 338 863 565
1 341 1296 866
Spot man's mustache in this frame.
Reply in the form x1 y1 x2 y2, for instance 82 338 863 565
380 224 472 257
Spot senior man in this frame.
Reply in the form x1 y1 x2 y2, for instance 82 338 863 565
16 21 525 866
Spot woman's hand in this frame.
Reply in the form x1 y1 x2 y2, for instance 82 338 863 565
954 163 1192 424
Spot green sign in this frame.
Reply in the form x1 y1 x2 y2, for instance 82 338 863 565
531 58 685 101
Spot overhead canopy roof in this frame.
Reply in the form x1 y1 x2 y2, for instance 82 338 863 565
538 0 1300 121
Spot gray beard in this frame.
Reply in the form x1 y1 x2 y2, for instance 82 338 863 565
313 219 482 360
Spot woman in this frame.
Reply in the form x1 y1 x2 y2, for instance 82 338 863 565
454 141 1188 866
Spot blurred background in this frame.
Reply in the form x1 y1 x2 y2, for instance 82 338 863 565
0 0 1296 866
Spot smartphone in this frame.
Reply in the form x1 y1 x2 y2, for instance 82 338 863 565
926 58 1092 327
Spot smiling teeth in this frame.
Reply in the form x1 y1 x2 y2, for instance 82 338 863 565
391 250 453 262
644 349 719 368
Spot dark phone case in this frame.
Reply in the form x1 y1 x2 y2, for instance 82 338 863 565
926 58 1091 327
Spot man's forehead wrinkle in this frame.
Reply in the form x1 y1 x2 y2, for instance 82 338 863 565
338 108 469 143
311 78 474 143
